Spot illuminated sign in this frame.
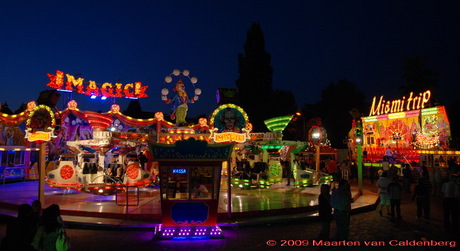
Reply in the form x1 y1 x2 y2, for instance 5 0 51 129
26 131 52 142
213 132 246 143
369 90 431 116
46 70 148 99
210 104 248 133
172 168 187 174
25 104 56 143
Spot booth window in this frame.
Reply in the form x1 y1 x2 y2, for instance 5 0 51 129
191 166 214 199
161 166 220 200
163 167 189 200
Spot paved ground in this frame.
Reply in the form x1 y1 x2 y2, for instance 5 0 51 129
1 179 459 250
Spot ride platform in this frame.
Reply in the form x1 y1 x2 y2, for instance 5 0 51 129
0 178 378 228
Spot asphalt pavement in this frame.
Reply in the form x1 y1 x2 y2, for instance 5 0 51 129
1 178 459 250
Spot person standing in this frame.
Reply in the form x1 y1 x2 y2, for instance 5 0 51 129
382 159 390 172
412 174 432 223
441 175 459 232
388 164 398 179
284 160 292 186
388 176 403 219
385 147 393 163
33 204 69 251
31 200 43 233
402 164 413 193
330 179 352 240
377 171 391 216
368 166 376 184
421 162 430 180
340 160 351 181
318 184 332 240
1 204 35 251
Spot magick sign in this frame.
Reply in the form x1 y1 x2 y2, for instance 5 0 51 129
46 70 148 99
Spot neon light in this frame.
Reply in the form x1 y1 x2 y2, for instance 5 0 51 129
421 107 439 115
214 132 246 143
172 168 186 174
376 114 388 121
264 115 293 133
369 90 431 116
363 116 377 122
210 103 248 127
405 110 420 117
388 112 405 119
27 131 52 142
26 104 56 127
46 70 148 99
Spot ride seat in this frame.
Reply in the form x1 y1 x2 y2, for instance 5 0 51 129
82 163 91 174
90 163 98 174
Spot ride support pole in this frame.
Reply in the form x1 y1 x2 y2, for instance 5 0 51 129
39 142 46 206
357 144 363 194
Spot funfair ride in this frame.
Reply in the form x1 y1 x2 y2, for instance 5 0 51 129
44 102 160 195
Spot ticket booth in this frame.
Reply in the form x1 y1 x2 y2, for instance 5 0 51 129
149 138 233 240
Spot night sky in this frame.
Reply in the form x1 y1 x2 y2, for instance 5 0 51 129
1 0 459 118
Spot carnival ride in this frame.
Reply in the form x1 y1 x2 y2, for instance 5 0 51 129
46 129 153 195
0 146 39 183
351 105 454 172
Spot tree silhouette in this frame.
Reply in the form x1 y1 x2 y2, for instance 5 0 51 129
0 102 13 115
236 23 296 132
446 57 460 148
236 23 273 132
401 56 438 97
124 100 145 119
300 79 366 148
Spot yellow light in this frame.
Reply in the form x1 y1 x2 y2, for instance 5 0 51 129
363 116 377 122
388 112 406 119
421 107 439 115
210 103 249 127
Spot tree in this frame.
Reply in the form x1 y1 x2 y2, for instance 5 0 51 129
401 56 438 96
446 57 460 148
124 100 144 119
0 102 13 115
300 79 366 148
235 23 276 132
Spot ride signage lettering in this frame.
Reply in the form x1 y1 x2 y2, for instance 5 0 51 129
26 131 52 142
213 132 246 143
46 70 148 99
369 90 431 116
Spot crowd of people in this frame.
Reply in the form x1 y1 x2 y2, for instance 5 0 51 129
317 157 460 241
1 201 69 251
377 160 460 228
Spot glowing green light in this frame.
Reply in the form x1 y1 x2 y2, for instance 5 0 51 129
264 115 293 133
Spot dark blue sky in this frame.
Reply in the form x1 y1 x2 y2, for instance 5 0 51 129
1 0 459 117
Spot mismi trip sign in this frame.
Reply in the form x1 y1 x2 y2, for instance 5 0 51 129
369 90 431 116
